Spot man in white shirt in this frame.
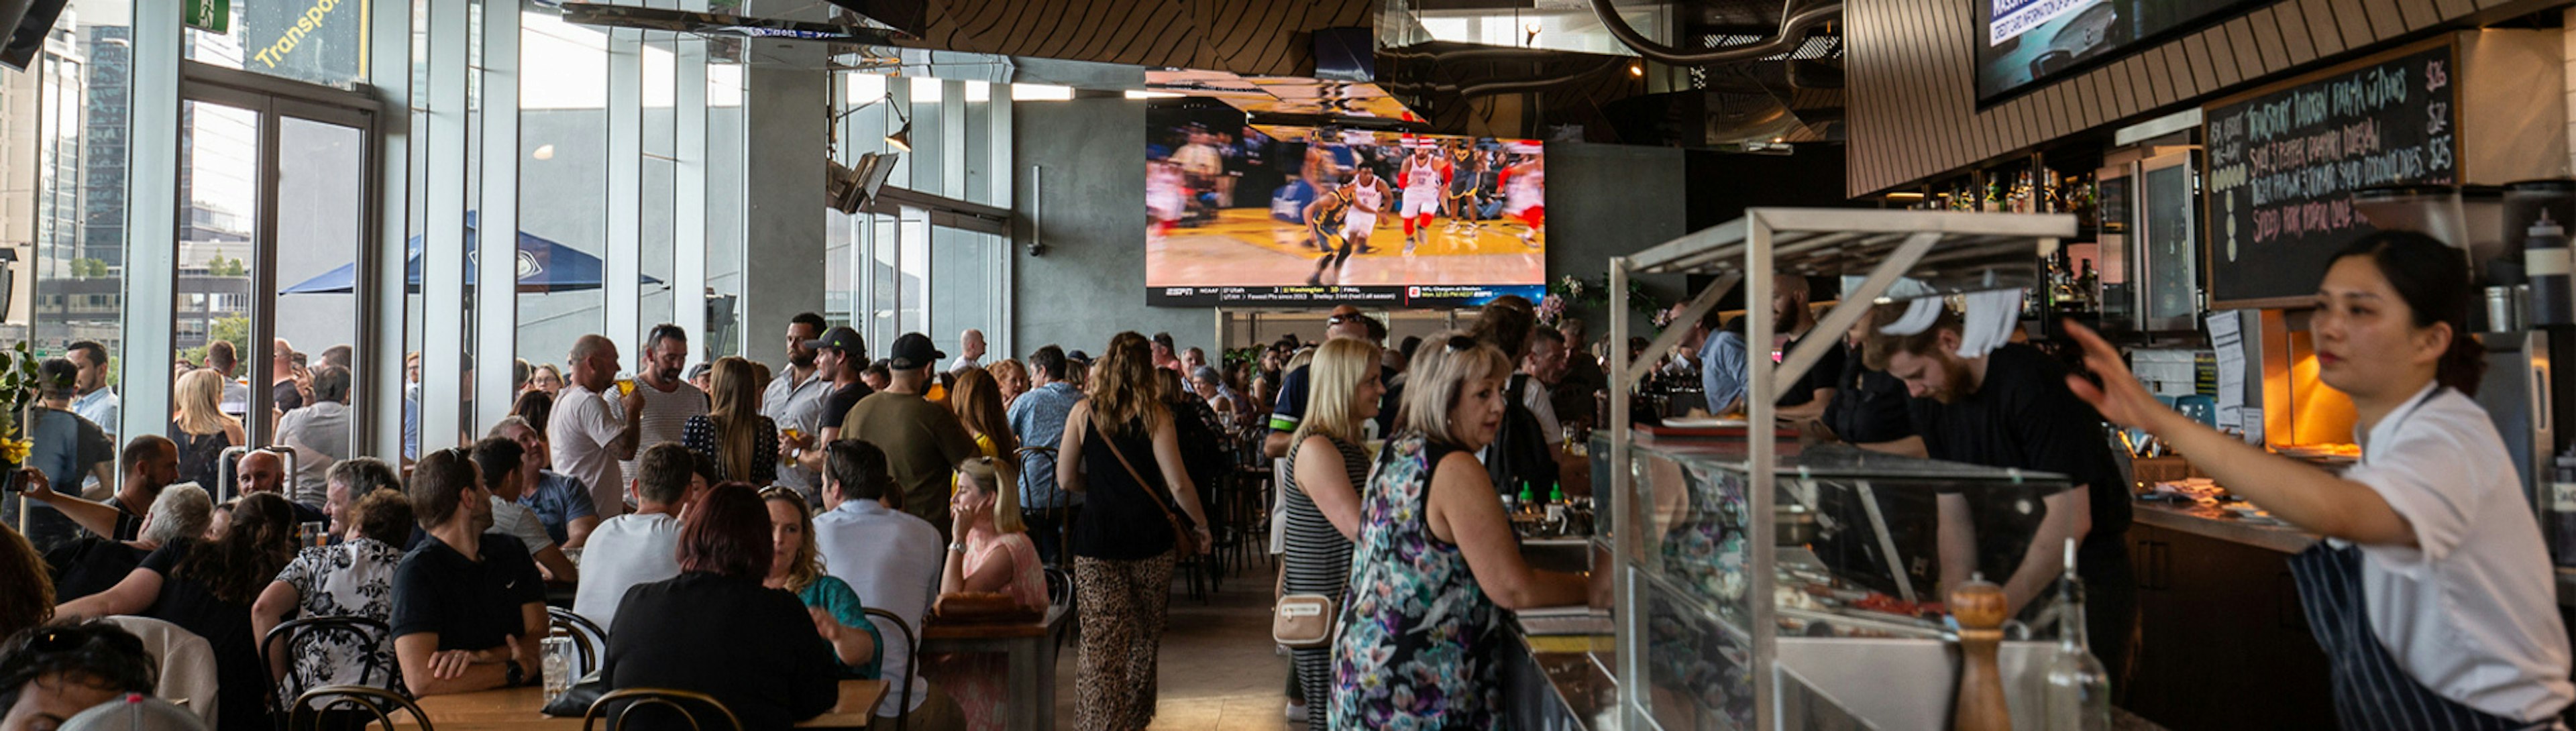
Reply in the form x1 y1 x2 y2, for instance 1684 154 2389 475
570 443 703 628
207 340 251 416
276 364 354 508
947 328 985 373
66 341 118 439
811 439 963 728
763 313 833 501
616 324 708 485
550 335 645 518
471 436 578 583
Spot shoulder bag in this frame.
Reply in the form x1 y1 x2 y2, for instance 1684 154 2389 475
1095 422 1205 557
1273 567 1335 649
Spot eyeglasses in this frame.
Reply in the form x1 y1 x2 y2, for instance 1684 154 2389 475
1327 314 1358 325
20 628 83 654
1444 335 1479 353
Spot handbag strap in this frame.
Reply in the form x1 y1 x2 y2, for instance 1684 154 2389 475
1093 416 1192 537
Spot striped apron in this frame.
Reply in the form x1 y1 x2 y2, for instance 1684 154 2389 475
2288 388 2557 730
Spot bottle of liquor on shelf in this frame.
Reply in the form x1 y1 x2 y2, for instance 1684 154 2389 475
2042 539 2113 730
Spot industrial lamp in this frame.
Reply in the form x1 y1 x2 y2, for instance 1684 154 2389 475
884 103 913 152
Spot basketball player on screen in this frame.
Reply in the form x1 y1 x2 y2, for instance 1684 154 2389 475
1500 153 1545 248
1445 144 1486 236
1398 144 1450 254
1309 168 1389 286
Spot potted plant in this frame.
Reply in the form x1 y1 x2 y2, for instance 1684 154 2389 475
0 341 44 471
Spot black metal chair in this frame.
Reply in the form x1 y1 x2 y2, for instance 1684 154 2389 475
1043 567 1076 653
581 687 743 731
262 616 395 726
286 685 429 731
1014 445 1071 570
863 608 919 731
549 606 609 677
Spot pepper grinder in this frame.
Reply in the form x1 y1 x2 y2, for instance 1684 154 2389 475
1951 573 2012 731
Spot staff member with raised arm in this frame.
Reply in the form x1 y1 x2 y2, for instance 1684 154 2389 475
2066 231 2574 730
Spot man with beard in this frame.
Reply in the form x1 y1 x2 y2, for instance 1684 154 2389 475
1864 301 2133 679
764 313 835 499
390 447 548 697
790 327 877 505
1767 275 1845 429
616 324 709 484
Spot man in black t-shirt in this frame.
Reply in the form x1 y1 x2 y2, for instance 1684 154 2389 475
1864 302 2134 677
18 435 178 545
789 326 876 481
390 447 547 697
1770 275 1847 427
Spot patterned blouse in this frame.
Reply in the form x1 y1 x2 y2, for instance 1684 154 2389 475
681 414 780 486
273 538 409 702
1330 431 1500 730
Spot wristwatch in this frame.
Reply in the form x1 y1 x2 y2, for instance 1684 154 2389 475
949 542 967 553
504 659 527 687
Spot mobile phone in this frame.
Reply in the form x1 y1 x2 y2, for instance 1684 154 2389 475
2 469 23 494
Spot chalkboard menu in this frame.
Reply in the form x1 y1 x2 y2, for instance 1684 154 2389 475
2202 41 2458 306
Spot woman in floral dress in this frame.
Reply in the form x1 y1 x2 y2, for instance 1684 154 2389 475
252 490 415 703
1331 333 1599 730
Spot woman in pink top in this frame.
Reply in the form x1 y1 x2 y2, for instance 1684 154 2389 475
942 457 1044 610
924 457 1047 730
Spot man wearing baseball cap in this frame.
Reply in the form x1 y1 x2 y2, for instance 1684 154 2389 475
788 327 875 499
839 333 980 537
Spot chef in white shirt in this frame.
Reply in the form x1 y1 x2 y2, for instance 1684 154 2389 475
2065 231 2573 730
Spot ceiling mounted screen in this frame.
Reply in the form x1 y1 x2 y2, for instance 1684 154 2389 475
1977 0 2275 103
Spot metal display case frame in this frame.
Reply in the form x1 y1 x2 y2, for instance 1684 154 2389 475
1606 208 2076 730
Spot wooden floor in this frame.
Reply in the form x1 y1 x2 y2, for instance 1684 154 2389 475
1048 554 1300 731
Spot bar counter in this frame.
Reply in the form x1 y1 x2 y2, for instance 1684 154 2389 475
2128 498 2319 555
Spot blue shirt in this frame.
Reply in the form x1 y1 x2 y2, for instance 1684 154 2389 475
1006 382 1084 509
1699 332 1749 414
1269 365 1312 434
812 500 941 717
517 470 598 545
72 389 118 437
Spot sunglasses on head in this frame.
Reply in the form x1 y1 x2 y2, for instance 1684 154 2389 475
1328 314 1358 325
1444 335 1479 353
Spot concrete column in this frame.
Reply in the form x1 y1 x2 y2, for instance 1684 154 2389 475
741 65 828 368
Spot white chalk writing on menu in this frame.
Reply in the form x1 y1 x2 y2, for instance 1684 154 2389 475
2202 44 2456 303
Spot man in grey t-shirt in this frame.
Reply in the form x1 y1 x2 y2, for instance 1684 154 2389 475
614 323 708 484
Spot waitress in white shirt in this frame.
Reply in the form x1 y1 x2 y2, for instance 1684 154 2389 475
2067 231 2573 730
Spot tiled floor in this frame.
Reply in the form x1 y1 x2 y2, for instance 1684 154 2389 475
1047 555 1299 731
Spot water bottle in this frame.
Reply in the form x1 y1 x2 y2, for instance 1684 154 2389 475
541 631 573 699
2041 539 2112 730
2527 211 2572 327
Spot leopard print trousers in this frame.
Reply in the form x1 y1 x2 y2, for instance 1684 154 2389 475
1073 551 1179 731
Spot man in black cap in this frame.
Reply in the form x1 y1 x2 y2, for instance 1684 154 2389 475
839 332 980 537
790 327 875 498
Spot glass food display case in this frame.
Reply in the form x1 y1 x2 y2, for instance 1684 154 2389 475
1603 209 2082 730
1609 438 2078 730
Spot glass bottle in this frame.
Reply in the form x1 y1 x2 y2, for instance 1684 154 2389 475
2043 539 2112 730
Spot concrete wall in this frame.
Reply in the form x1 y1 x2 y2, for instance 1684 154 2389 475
1009 97 1211 355
1540 142 1691 348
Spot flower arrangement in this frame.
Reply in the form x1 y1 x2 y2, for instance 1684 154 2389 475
1535 294 1568 329
0 341 42 466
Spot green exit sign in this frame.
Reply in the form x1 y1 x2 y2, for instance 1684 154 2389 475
184 0 229 33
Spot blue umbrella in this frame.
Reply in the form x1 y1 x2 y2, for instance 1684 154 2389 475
281 213 663 294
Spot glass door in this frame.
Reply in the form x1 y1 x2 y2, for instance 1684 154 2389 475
176 63 377 500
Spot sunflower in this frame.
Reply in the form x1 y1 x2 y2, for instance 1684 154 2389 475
0 437 29 465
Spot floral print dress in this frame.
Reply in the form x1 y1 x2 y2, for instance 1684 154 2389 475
272 537 409 704
1330 431 1500 730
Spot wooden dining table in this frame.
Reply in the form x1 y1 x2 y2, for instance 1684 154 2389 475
397 679 888 730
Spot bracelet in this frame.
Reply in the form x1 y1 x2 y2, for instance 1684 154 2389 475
949 543 967 553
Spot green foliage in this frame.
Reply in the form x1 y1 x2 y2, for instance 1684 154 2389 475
0 341 44 435
182 316 251 369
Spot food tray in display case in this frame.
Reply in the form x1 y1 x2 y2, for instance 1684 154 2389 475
1608 439 2074 730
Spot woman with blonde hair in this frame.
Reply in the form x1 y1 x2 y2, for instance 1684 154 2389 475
169 368 244 491
682 357 780 486
1279 337 1382 713
1330 333 1599 729
1057 332 1215 731
759 486 884 679
926 457 1048 730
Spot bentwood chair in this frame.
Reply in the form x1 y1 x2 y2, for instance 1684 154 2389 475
581 687 743 731
549 606 610 677
286 685 431 731
863 608 919 731
261 616 394 728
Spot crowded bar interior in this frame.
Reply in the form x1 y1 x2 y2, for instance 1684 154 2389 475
10 0 2576 728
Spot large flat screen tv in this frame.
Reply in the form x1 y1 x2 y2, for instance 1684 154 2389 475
1976 0 2274 103
1146 102 1546 308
